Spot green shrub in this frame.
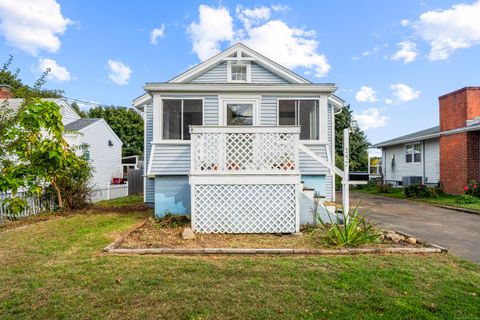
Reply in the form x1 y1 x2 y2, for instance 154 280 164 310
403 184 431 198
313 206 380 248
377 184 392 193
456 195 479 204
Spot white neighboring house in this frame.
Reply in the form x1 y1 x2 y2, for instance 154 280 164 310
4 98 123 189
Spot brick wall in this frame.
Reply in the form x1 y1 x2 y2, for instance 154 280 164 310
440 133 468 194
0 85 13 99
439 87 480 194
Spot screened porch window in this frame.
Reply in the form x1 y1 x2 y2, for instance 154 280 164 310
278 100 319 140
162 99 202 140
405 143 421 163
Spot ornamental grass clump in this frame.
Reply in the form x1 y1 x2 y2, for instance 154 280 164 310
313 206 381 248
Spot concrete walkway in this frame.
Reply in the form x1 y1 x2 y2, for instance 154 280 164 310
350 192 480 263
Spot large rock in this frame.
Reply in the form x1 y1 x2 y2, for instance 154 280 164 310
182 228 196 240
405 237 417 245
385 232 405 243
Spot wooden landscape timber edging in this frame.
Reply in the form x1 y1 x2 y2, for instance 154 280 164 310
103 218 448 256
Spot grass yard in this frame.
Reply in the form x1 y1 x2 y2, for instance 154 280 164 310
0 198 479 319
356 186 480 213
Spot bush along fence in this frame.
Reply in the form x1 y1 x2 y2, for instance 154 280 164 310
1 183 129 220
0 190 56 220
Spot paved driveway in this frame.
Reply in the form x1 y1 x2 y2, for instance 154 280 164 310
350 192 480 263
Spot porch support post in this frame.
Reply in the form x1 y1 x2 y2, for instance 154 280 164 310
342 128 350 217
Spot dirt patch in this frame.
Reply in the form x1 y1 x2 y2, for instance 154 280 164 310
117 218 425 250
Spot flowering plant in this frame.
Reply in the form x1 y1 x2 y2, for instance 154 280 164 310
463 180 480 196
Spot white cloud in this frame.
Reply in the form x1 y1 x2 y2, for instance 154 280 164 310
355 86 378 103
36 58 71 82
187 4 330 77
390 83 420 101
351 46 380 60
414 1 480 60
354 108 389 131
385 98 394 105
150 24 165 45
391 41 417 63
0 0 71 55
236 5 271 29
241 20 330 77
400 19 410 27
107 60 132 85
187 5 234 61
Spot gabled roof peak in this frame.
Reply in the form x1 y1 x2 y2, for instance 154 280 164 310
169 42 312 84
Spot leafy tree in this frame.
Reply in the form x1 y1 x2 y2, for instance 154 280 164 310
0 55 63 98
87 106 144 157
70 101 87 118
0 99 92 210
335 105 369 172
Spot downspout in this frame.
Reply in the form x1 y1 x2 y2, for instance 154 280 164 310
422 140 426 184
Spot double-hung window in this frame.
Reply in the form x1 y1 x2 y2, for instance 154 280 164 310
405 143 421 163
278 100 319 140
162 99 202 140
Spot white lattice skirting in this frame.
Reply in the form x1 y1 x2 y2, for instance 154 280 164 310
192 184 298 233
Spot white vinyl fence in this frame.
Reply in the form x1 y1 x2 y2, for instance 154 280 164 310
90 183 128 203
0 191 55 220
1 183 129 220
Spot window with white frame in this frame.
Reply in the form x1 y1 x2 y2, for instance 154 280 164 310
162 99 202 140
228 62 250 82
405 143 421 163
278 100 319 140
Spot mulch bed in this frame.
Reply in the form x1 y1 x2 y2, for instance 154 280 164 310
116 218 428 250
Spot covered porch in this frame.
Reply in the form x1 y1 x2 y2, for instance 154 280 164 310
189 126 302 233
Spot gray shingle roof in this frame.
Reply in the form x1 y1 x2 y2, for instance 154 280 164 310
373 126 440 148
64 118 101 131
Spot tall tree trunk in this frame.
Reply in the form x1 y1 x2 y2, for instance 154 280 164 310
52 179 63 209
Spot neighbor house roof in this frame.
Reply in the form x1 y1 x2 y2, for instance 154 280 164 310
372 126 440 148
64 118 101 131
1 98 67 112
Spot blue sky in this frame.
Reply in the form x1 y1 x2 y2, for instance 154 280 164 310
1 0 479 145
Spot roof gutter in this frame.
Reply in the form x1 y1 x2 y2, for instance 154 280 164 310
143 83 337 94
373 124 480 148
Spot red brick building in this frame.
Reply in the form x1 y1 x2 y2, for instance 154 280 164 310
374 87 480 195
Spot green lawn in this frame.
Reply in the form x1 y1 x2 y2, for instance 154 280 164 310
0 198 479 319
356 187 480 213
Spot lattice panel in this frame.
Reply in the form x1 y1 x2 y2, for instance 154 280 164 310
193 184 297 233
191 132 298 173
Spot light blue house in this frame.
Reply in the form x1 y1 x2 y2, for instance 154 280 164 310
133 43 344 233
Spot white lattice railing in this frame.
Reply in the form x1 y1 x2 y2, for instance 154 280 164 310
192 184 297 233
190 126 300 174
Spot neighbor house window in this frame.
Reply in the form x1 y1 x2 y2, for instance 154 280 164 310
162 99 202 140
278 100 319 140
405 143 421 163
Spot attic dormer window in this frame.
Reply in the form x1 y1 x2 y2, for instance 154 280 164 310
227 61 251 83
231 64 246 81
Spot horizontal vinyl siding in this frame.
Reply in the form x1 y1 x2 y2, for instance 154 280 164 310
424 138 440 183
144 101 155 203
383 144 423 182
251 62 289 83
150 144 190 175
190 62 227 83
260 96 278 125
189 62 289 84
204 96 219 125
79 121 122 188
